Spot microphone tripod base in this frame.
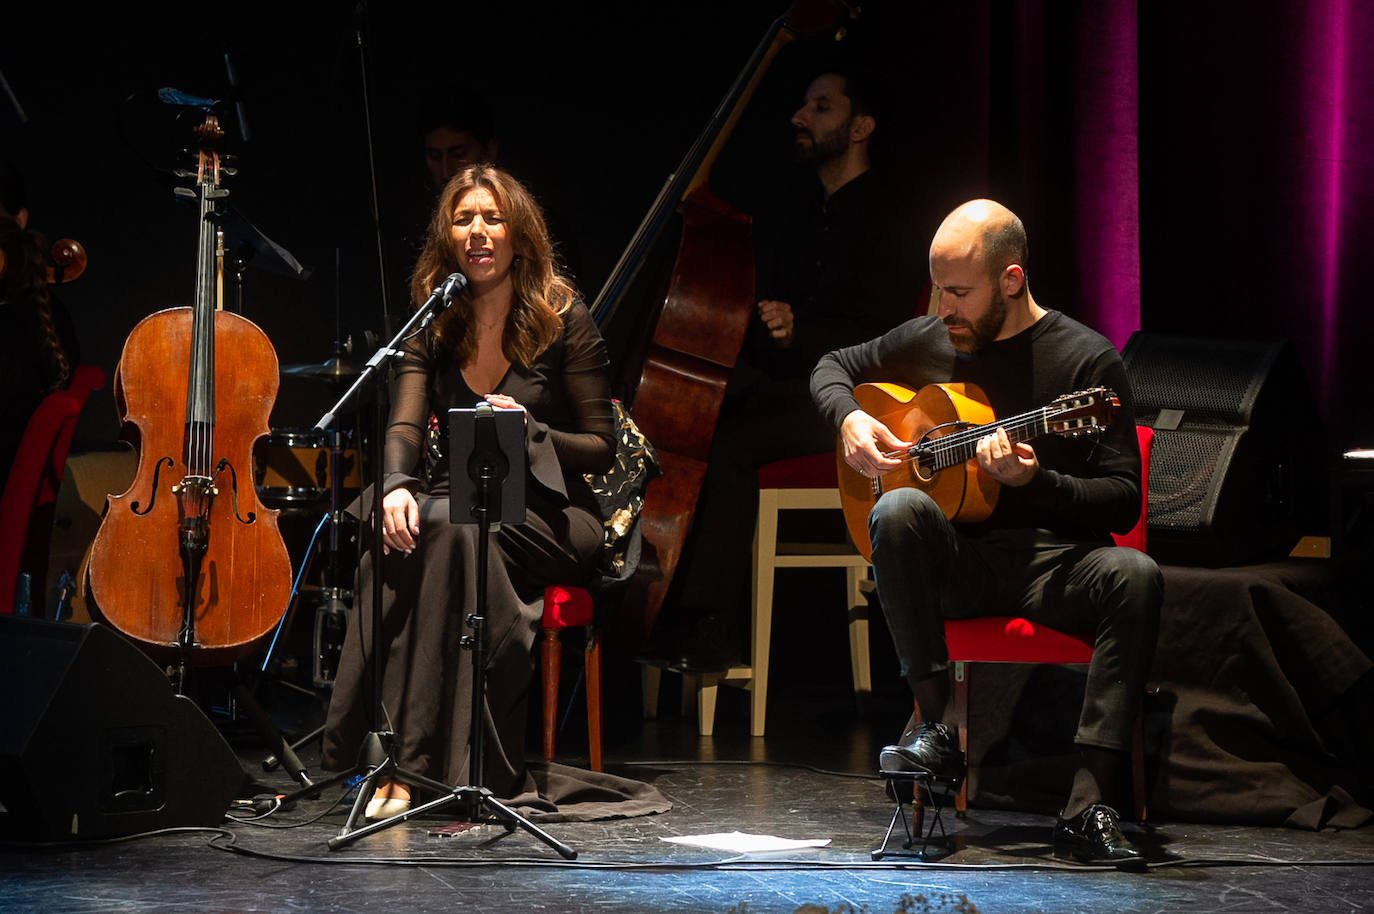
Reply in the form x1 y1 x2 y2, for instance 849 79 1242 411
328 782 577 859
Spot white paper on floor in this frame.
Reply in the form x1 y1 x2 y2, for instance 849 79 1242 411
661 831 831 852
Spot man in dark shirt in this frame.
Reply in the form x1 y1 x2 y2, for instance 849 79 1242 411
811 199 1162 865
655 66 918 670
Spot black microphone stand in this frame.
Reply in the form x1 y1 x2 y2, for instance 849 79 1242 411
271 273 465 827
327 403 575 857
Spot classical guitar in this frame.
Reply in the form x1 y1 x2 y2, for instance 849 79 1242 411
836 382 1120 560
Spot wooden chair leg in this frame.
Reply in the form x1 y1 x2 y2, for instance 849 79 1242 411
845 565 871 697
951 662 969 816
586 628 603 771
681 672 699 717
542 627 560 763
697 672 722 736
641 663 662 719
1131 700 1147 822
749 567 774 738
749 488 780 738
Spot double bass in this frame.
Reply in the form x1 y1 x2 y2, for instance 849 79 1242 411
592 0 856 643
88 112 292 671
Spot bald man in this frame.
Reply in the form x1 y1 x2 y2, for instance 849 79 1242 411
812 200 1162 865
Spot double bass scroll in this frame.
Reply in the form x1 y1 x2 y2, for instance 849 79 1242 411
592 1 856 645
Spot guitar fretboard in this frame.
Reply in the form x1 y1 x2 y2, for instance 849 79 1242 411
912 408 1053 472
910 395 1109 472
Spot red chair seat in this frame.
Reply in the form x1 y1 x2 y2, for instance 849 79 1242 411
542 584 594 629
756 452 839 489
944 616 1094 664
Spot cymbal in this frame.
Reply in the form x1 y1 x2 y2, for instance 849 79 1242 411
281 357 364 383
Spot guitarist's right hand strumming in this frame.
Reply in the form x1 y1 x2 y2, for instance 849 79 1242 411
839 409 910 481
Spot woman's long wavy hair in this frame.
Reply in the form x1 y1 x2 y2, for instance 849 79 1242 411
410 164 577 367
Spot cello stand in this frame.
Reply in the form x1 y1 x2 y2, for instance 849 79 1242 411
327 403 574 858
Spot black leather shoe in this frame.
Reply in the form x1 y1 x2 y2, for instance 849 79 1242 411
878 720 965 779
665 610 742 672
1053 804 1145 866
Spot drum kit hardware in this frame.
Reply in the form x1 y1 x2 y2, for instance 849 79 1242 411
258 351 369 698
281 356 365 384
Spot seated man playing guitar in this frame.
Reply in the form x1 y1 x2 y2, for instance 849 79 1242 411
810 199 1163 865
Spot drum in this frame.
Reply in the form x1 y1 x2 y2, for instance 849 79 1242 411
253 427 361 508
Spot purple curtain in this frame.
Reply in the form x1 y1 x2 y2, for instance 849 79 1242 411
1071 3 1140 351
1137 1 1374 446
933 0 1374 445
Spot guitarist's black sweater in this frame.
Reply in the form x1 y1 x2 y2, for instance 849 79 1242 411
811 311 1142 542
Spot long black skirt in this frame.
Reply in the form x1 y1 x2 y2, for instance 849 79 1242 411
321 490 602 798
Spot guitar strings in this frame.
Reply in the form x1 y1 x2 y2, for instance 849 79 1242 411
913 407 1054 469
913 397 1109 471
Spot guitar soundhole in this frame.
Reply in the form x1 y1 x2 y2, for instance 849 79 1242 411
911 426 937 482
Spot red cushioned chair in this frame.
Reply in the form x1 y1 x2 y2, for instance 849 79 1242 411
1 364 106 617
936 425 1155 819
540 583 604 771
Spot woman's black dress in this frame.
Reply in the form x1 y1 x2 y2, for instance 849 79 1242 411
321 302 620 801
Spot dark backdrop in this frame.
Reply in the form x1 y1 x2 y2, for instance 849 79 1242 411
4 1 1371 449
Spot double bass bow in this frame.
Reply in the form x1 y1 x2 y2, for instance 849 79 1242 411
592 0 856 644
89 111 292 673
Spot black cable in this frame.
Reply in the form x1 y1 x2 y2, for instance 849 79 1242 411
614 757 881 781
204 828 1374 872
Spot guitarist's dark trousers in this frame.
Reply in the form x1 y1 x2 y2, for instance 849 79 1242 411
869 487 1163 753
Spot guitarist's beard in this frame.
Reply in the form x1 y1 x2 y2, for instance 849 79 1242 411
944 287 1008 354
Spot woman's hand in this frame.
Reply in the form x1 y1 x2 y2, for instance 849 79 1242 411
380 487 420 555
483 393 526 423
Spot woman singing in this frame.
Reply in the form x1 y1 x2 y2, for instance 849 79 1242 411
321 164 616 819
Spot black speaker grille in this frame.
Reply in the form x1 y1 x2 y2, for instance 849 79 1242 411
1145 424 1241 532
1123 335 1279 420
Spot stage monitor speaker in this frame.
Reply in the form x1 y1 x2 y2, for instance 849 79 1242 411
0 617 243 842
1122 332 1328 567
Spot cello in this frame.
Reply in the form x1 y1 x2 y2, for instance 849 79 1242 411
88 111 292 671
592 0 856 644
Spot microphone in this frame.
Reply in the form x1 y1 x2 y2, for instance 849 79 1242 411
415 273 468 335
437 272 468 307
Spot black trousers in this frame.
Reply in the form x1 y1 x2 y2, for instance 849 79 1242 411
869 487 1163 752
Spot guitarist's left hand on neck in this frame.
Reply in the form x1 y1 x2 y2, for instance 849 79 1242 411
976 427 1040 487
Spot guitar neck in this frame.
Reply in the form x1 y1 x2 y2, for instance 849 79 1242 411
923 407 1057 472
